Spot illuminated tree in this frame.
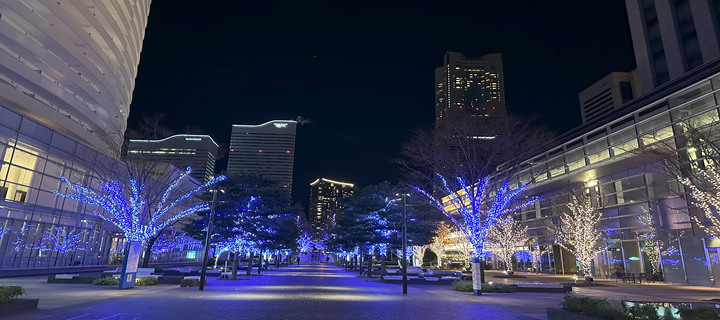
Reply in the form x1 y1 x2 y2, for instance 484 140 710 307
447 229 473 270
637 212 662 274
488 216 528 273
414 174 539 289
296 233 314 253
428 222 452 268
151 231 202 254
554 195 604 282
42 226 83 254
679 167 720 237
0 226 10 238
412 245 427 267
56 167 225 246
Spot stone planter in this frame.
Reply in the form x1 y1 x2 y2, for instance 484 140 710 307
546 308 602 320
0 299 39 316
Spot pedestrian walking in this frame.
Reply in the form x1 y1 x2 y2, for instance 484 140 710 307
296 256 300 265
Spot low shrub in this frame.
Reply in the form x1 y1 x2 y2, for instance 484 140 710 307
676 306 720 320
450 281 516 293
481 282 516 293
451 280 473 292
559 296 632 320
135 277 158 286
92 277 119 286
0 285 24 302
626 304 660 320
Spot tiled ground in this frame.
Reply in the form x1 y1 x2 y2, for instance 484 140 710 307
2 264 546 320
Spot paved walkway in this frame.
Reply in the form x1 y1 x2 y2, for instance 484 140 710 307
2 264 550 320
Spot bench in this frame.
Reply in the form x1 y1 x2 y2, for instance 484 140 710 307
113 267 158 279
180 276 205 287
512 283 572 293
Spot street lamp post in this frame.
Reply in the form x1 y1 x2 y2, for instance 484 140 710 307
199 189 218 291
402 193 407 295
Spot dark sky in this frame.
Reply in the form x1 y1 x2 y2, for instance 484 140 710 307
128 0 636 210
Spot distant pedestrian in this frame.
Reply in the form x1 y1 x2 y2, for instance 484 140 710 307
326 256 330 263
296 256 300 265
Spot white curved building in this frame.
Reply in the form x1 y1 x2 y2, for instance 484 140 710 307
0 0 151 151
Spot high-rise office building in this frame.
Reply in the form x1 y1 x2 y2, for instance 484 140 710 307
127 134 219 183
309 178 354 237
434 52 506 131
228 120 297 190
579 70 642 123
0 1 152 275
625 0 720 91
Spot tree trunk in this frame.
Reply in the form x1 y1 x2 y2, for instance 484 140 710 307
231 252 240 279
366 254 372 277
245 253 253 275
257 249 262 275
358 250 364 275
380 254 386 276
437 254 442 269
275 254 280 268
141 236 157 268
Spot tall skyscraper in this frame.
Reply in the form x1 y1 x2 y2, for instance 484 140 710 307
434 52 506 131
308 178 354 237
625 0 720 91
127 134 219 183
579 70 642 123
228 120 297 190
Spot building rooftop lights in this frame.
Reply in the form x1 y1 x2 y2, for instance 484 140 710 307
310 178 354 187
129 134 218 147
232 120 297 128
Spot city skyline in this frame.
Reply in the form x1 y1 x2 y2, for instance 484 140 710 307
127 0 635 207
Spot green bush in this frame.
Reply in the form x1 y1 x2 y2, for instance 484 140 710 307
0 285 24 302
676 306 720 320
626 304 660 320
135 277 158 286
92 277 119 286
451 280 473 292
481 282 516 293
559 296 632 320
451 281 516 293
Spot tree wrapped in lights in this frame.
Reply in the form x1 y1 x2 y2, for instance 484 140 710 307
412 245 427 267
414 175 539 286
488 216 528 273
0 225 10 237
56 167 225 246
151 231 202 254
447 229 474 270
428 222 452 268
554 195 603 282
42 226 83 254
296 233 314 253
679 168 720 237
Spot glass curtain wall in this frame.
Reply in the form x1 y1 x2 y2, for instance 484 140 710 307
0 104 114 269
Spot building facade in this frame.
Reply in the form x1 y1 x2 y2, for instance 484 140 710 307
0 1 153 275
127 134 219 183
626 0 720 91
308 178 354 237
579 71 643 123
434 52 506 132
228 120 297 191
462 59 720 286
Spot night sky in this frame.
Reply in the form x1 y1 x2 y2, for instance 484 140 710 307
128 0 637 210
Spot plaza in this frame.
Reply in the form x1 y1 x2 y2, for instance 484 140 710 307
0 264 718 320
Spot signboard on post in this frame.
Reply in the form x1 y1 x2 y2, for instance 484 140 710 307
119 241 142 289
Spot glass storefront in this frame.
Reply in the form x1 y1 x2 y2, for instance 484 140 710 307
0 104 115 270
